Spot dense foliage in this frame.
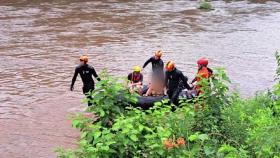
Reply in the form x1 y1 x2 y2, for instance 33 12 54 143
56 52 280 158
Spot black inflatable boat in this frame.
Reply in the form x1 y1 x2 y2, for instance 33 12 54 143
134 89 196 109
134 95 167 110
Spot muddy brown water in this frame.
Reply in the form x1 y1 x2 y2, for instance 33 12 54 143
0 0 280 157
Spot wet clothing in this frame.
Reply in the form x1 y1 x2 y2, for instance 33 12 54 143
167 88 181 106
143 57 164 76
178 76 191 90
165 68 192 104
71 64 100 106
165 68 192 91
128 72 143 84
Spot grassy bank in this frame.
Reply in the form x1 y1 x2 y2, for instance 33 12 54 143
56 53 280 158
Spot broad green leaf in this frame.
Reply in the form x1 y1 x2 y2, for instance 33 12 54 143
93 131 102 139
100 146 110 151
204 145 215 156
72 120 80 128
198 134 209 141
154 102 162 106
129 134 138 142
81 132 87 139
99 109 105 117
189 134 198 142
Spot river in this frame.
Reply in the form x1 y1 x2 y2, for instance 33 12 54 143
0 0 280 157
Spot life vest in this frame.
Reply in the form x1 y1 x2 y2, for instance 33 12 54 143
196 67 211 82
132 73 142 83
195 67 212 94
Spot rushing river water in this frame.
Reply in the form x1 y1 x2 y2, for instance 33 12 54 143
0 0 280 157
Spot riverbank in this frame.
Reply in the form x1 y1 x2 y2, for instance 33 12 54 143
58 69 280 157
1 0 280 157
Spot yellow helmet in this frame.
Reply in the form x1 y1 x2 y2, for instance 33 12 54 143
155 50 163 57
133 66 141 72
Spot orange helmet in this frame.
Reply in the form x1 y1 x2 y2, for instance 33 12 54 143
155 50 163 58
197 58 208 66
165 61 175 71
80 55 88 62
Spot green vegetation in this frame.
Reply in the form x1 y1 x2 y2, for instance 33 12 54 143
198 0 214 10
56 52 280 158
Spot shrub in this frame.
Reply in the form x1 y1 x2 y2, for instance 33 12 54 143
57 52 280 158
198 0 214 10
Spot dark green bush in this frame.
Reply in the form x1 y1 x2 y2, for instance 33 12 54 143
57 53 280 158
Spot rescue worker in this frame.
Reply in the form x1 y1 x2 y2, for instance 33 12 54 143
128 66 143 94
142 50 164 80
165 61 192 104
70 55 100 106
191 57 213 95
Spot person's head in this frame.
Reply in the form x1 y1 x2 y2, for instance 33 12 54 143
79 55 89 65
154 50 163 60
197 57 208 68
165 61 175 72
133 66 141 74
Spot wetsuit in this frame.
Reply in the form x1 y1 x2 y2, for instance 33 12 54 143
143 57 164 79
128 72 143 84
165 68 192 104
178 76 190 90
71 64 100 106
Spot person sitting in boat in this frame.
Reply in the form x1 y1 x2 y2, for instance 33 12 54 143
144 75 164 97
70 55 100 106
165 61 192 104
142 50 164 81
128 66 143 94
191 57 213 95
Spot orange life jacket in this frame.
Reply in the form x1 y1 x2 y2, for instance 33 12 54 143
196 67 211 82
195 67 212 94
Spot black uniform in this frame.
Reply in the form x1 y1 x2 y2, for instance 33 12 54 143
165 68 191 104
143 57 164 79
71 64 100 106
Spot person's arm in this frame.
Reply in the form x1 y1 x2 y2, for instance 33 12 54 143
70 67 79 91
191 70 199 84
127 73 131 81
191 77 197 84
159 59 164 70
139 74 143 84
144 86 152 96
134 74 143 86
181 73 192 90
91 67 101 81
127 73 133 86
164 71 169 88
142 57 152 69
207 67 213 76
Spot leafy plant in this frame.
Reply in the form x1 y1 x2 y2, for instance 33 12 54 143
86 72 138 127
57 52 280 157
198 0 214 10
